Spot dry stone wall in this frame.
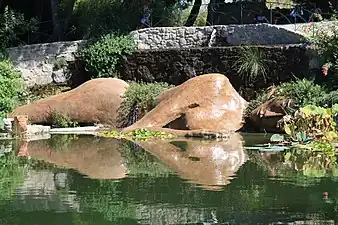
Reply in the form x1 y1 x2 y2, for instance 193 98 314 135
7 40 86 87
130 24 304 50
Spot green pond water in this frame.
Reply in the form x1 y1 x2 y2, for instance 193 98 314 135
0 133 338 225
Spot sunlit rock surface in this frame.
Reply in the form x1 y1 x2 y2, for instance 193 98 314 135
123 74 247 134
11 78 129 126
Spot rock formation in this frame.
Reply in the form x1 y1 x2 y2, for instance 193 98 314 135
250 98 291 132
122 73 247 134
11 78 129 126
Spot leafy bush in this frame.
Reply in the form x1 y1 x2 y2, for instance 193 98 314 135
273 79 327 114
282 104 338 142
316 90 338 108
308 22 338 90
117 82 173 127
77 34 135 78
50 110 78 128
0 59 24 117
169 5 207 26
0 6 38 49
246 79 327 116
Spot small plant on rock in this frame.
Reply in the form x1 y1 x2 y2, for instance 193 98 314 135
50 110 78 128
117 82 174 127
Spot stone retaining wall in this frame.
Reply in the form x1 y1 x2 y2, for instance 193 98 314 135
130 24 304 50
6 23 319 88
121 45 317 100
7 40 87 87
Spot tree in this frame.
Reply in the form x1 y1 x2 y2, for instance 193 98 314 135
50 0 76 41
184 0 201 26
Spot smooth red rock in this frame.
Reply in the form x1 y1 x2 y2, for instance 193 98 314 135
250 98 290 132
123 73 247 133
11 78 129 126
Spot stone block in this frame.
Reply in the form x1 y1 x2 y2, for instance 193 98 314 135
12 115 28 136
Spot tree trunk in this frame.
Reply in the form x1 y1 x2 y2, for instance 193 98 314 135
50 0 76 41
184 0 202 26
50 0 62 41
61 0 76 39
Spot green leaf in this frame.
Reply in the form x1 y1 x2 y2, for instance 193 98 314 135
284 124 292 136
284 152 292 161
270 134 285 142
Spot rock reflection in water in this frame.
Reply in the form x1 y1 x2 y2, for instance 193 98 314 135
20 134 247 190
133 133 248 190
21 136 127 180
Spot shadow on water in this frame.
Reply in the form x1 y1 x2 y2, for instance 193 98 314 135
1 133 338 224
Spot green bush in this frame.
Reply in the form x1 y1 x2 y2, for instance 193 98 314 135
77 34 135 78
316 90 338 108
273 79 327 114
0 6 38 49
246 79 327 116
50 110 78 128
117 82 173 127
0 59 24 117
168 5 207 26
308 22 338 90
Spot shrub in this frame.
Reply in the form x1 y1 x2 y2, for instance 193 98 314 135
233 47 270 84
307 22 338 90
50 110 78 128
246 79 327 116
71 0 186 39
0 6 38 49
77 34 135 78
273 79 327 114
316 90 338 108
0 59 24 117
117 82 173 127
282 104 338 142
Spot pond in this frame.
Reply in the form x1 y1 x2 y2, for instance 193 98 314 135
0 133 337 225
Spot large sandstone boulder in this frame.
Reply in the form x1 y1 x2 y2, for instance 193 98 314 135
122 73 247 133
11 78 129 126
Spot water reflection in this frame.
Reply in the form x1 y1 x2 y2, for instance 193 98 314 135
1 134 338 224
20 134 247 190
20 136 127 180
133 133 248 190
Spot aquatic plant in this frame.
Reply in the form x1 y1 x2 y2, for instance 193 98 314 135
100 128 176 141
282 104 338 142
